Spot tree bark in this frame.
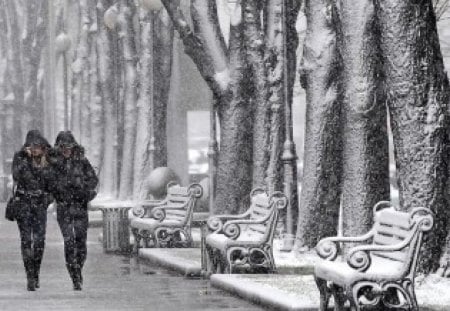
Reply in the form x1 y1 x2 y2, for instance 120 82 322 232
152 10 173 168
2 0 25 145
338 0 390 238
375 0 450 273
295 0 342 249
133 8 154 199
118 0 138 200
71 0 87 140
242 0 270 189
88 0 103 171
22 1 49 132
97 0 119 198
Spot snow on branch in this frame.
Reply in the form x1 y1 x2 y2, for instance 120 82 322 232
161 0 230 95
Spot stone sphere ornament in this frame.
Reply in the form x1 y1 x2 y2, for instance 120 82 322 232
55 32 71 54
104 5 119 30
145 167 181 199
141 0 164 11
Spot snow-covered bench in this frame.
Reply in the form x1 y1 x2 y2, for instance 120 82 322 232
314 201 433 311
130 182 203 250
205 189 287 274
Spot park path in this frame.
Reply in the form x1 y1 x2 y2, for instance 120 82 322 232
0 204 262 311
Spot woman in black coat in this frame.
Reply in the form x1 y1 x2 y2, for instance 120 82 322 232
12 130 53 291
50 131 98 290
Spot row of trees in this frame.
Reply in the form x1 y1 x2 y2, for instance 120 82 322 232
158 0 450 273
1 0 450 274
293 0 450 273
0 0 174 201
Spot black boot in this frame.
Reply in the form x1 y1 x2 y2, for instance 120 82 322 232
34 273 40 289
33 260 40 289
73 266 82 290
23 250 35 291
67 264 82 291
34 247 44 289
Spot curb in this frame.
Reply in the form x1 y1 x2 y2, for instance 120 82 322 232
139 248 202 277
210 275 318 311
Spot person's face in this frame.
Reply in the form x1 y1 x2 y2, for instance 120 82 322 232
30 145 44 157
62 146 73 158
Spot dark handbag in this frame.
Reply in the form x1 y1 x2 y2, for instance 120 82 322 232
5 182 19 221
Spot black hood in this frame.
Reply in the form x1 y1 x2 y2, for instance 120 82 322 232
55 131 79 148
24 130 50 148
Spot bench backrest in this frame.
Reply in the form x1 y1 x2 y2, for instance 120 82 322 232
241 190 286 243
371 206 433 277
245 193 273 238
162 183 202 225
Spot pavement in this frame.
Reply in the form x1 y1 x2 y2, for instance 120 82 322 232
138 240 450 311
139 243 317 277
0 204 262 311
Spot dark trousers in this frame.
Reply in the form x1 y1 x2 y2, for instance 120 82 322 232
16 203 47 281
56 202 89 280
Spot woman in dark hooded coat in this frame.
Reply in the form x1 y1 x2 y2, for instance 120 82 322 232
50 131 98 290
12 130 53 291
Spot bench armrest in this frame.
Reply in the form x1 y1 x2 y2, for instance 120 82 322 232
206 210 252 232
149 203 190 221
316 230 375 261
222 211 274 240
345 239 413 273
132 199 168 218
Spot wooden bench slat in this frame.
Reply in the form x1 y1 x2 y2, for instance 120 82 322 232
167 187 189 195
376 210 411 230
372 250 408 262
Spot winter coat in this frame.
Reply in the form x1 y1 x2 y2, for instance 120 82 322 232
50 131 98 205
12 130 54 216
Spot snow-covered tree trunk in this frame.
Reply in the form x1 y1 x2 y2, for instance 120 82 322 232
338 0 390 238
22 1 49 132
294 0 341 249
133 8 154 200
152 10 173 168
80 1 93 151
71 0 88 140
375 0 450 273
160 0 301 214
88 0 103 171
215 2 254 214
97 0 119 198
118 0 138 200
244 0 270 189
2 0 25 145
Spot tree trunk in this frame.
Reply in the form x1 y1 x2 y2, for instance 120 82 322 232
118 0 138 200
71 0 86 140
243 0 270 189
152 10 173 168
22 1 49 132
2 0 25 145
338 0 390 238
88 0 103 171
97 0 119 198
295 0 342 249
133 8 154 200
214 2 254 214
375 0 450 273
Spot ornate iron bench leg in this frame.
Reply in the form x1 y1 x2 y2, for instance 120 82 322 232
405 282 418 311
205 246 215 275
331 284 346 311
315 277 331 311
141 231 151 248
347 285 361 311
132 228 141 253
